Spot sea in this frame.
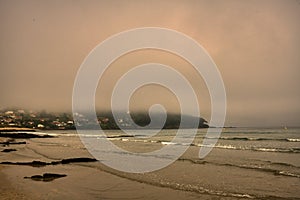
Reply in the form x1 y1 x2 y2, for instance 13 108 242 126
36 127 300 199
2 127 300 199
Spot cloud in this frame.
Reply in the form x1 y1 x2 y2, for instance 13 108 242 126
0 0 299 126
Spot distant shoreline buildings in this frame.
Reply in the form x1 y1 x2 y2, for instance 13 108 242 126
0 108 209 130
0 109 75 130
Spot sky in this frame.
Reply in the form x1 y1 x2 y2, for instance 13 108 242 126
0 0 299 127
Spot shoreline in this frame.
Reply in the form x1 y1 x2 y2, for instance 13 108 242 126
1 162 216 200
1 130 299 199
0 134 214 200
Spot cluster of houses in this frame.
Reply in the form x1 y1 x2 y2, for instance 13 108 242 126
0 109 75 130
0 109 125 130
0 109 206 130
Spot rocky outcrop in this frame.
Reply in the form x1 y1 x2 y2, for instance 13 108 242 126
24 173 67 182
0 157 98 167
1 149 17 153
0 132 53 139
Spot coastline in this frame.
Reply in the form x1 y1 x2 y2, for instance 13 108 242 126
1 161 215 200
1 129 299 199
0 134 215 200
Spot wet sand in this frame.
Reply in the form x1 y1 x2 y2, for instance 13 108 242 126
0 166 27 200
0 136 215 200
2 164 218 200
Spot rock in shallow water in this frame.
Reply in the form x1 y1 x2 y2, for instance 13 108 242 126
1 148 17 153
24 173 67 182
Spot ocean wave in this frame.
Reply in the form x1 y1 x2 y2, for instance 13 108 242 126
177 158 300 179
196 144 300 153
31 131 300 154
275 171 300 178
253 147 300 153
108 138 300 154
219 137 270 141
87 162 258 199
160 141 191 146
161 141 178 145
225 164 300 178
207 137 300 142
267 161 299 168
286 138 300 142
33 131 300 144
87 162 297 200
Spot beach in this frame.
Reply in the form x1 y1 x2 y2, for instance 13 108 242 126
1 128 300 199
0 166 28 200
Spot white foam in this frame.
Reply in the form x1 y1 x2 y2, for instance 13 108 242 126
161 141 177 145
255 148 277 152
287 138 300 142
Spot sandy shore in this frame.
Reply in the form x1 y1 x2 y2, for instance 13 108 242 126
0 136 215 200
2 163 217 200
1 130 299 199
0 166 28 200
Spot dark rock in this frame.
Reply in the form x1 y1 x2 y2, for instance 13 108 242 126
0 132 54 139
1 149 17 153
0 128 36 132
0 140 26 146
61 157 97 164
43 173 67 181
29 161 48 167
24 173 67 182
30 175 43 181
1 157 98 167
